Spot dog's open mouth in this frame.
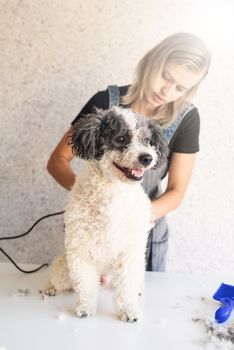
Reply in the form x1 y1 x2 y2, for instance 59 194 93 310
113 162 144 181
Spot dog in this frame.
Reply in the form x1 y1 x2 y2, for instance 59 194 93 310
45 106 167 322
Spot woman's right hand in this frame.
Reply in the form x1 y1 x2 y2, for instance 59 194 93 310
47 127 76 190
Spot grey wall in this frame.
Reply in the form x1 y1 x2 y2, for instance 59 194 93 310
1 0 234 273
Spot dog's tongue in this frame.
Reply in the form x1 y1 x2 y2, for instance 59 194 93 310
130 167 144 177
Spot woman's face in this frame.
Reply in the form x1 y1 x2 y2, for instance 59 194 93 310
146 62 205 107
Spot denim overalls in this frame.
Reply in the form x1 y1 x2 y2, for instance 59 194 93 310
108 85 194 271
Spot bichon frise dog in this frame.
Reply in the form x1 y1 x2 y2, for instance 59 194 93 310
45 106 167 322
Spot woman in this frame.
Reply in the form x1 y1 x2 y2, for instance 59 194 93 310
47 32 211 272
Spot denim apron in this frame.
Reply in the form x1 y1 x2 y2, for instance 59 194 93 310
108 85 194 271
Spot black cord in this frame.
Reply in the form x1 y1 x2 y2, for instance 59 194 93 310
0 210 65 273
0 211 65 241
0 247 48 273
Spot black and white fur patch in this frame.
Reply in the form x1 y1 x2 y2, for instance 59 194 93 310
68 107 167 170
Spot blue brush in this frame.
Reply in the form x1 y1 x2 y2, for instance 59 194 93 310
213 283 234 323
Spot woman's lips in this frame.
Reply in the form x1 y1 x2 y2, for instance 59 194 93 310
152 91 166 103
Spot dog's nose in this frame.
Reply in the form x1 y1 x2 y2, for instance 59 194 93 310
138 153 153 166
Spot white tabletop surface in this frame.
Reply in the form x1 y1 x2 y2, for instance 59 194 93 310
0 263 233 350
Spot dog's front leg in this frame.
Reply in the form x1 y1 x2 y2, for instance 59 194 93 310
66 253 99 317
112 256 143 322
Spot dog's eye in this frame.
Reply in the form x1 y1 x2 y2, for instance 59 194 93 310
115 136 126 143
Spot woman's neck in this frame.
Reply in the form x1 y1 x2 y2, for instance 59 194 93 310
131 100 158 117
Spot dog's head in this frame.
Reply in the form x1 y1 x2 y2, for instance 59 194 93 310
68 107 168 182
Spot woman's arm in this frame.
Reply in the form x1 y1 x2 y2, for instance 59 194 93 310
151 152 197 221
47 127 76 190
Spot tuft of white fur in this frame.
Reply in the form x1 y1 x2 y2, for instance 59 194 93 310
112 106 138 130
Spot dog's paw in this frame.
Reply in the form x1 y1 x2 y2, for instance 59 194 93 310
118 310 138 323
42 283 57 297
75 305 96 318
76 310 88 318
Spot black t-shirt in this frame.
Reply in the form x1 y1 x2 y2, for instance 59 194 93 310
71 85 200 154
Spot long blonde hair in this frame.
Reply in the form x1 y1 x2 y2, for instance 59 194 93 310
121 32 211 126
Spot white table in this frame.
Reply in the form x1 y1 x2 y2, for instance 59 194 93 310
0 263 233 350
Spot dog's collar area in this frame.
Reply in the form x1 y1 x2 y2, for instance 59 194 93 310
113 162 143 181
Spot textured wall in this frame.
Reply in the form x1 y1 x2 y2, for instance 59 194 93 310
1 0 233 273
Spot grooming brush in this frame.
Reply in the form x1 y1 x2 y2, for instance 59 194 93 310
213 283 234 323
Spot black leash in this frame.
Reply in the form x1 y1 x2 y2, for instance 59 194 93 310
0 211 65 273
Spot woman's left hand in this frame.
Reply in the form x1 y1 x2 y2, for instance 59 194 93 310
148 219 156 232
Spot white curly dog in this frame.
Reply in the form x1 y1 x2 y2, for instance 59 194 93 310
45 106 167 322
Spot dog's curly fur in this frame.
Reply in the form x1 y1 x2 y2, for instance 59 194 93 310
45 107 167 322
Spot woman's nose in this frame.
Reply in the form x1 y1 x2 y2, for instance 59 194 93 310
161 83 174 98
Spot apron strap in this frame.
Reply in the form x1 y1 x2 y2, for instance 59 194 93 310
163 103 195 143
107 85 120 108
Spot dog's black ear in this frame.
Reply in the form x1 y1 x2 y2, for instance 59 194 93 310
147 120 168 168
67 109 104 160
